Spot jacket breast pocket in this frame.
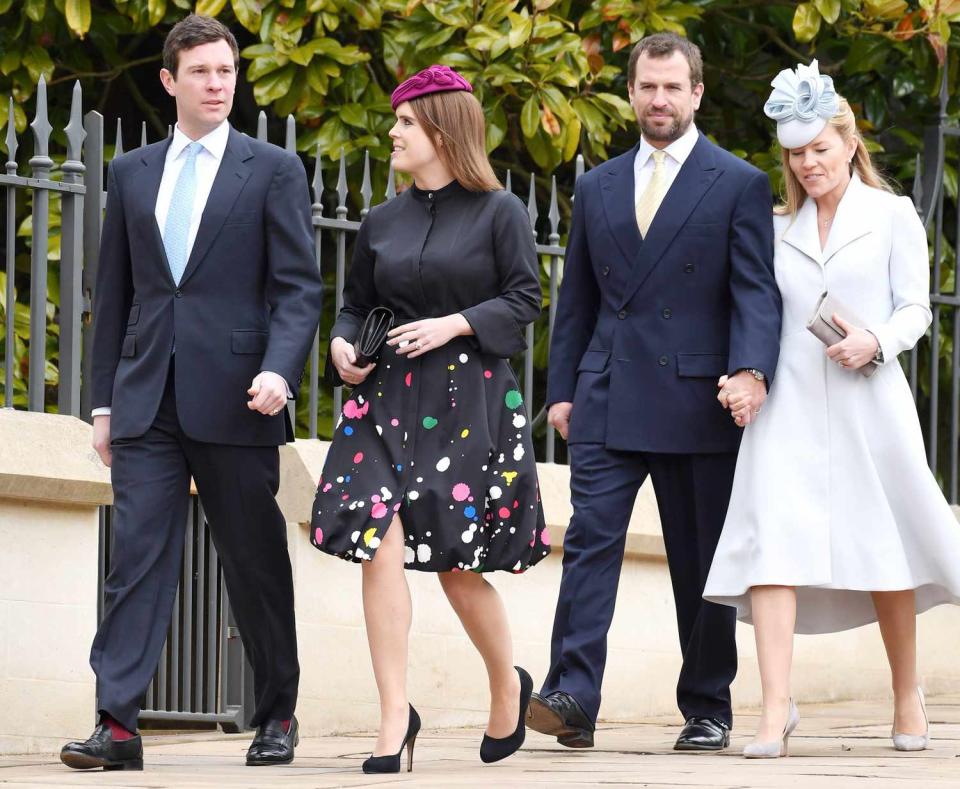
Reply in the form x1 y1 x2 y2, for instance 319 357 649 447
232 330 268 355
224 211 258 226
577 350 611 373
120 333 136 358
127 304 140 326
676 353 727 378
682 222 727 238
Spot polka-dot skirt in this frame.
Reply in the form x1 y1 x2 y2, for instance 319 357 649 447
311 338 550 573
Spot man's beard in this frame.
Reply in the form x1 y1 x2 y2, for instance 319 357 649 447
639 110 692 143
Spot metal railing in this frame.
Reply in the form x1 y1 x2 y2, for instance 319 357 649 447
1 59 957 728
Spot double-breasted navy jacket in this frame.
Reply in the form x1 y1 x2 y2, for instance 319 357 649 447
547 133 782 454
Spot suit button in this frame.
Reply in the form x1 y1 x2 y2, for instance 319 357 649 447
175 289 183 298
617 310 627 320
684 263 695 273
602 266 610 277
658 355 669 367
662 308 672 319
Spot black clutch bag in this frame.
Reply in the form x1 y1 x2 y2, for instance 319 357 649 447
353 306 394 367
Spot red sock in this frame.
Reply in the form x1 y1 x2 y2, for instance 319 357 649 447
102 715 135 741
281 719 291 734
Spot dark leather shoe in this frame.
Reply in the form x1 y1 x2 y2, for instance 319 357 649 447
60 724 143 771
673 717 730 751
246 716 298 766
525 691 595 748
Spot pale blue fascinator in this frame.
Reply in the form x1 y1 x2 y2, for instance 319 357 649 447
764 59 839 149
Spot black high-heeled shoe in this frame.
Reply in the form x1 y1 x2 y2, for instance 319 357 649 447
480 666 533 764
362 704 421 774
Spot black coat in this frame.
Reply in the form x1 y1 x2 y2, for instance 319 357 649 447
91 126 323 445
312 181 550 572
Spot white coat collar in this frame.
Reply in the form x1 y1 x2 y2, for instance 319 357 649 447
781 172 872 266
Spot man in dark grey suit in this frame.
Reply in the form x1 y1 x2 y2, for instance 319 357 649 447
60 15 323 771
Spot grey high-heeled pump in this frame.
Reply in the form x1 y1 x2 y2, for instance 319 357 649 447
743 699 800 758
892 687 929 751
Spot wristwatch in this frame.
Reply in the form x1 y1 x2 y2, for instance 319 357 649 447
743 368 765 382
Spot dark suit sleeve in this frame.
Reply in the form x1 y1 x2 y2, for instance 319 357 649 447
545 179 599 406
726 170 781 382
459 192 541 358
261 153 324 394
90 161 134 410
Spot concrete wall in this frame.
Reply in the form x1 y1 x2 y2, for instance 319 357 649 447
0 411 110 755
4 412 960 754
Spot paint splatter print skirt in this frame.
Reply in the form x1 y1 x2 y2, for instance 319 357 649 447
310 338 550 573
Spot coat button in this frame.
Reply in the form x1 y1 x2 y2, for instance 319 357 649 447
617 310 627 320
662 308 672 319
658 355 669 367
602 266 610 277
684 263 695 273
175 289 183 298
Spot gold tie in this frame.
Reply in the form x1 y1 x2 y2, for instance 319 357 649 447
636 150 667 238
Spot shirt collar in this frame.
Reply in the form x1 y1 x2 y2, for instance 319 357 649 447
168 120 230 161
636 122 700 168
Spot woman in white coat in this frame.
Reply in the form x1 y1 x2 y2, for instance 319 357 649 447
704 61 960 758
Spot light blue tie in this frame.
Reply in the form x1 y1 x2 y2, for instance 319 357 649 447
163 142 201 285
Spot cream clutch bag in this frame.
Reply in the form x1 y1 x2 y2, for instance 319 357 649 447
806 291 878 378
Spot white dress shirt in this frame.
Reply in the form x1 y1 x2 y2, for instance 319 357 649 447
93 120 289 418
633 122 700 211
155 120 230 259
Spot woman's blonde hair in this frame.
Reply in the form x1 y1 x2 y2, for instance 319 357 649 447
775 96 893 216
408 90 502 192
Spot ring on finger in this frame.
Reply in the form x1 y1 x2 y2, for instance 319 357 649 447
415 340 422 350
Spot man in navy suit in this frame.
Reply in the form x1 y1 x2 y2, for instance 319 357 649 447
59 15 322 771
527 33 781 751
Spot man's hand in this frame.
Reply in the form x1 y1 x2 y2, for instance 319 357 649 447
387 314 471 358
93 414 112 468
825 314 879 371
247 371 289 416
548 402 573 441
330 336 376 387
717 371 767 427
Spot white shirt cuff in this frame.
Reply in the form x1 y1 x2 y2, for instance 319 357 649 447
91 407 111 417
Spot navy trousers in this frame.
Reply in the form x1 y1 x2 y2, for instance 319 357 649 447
90 363 299 732
541 443 738 727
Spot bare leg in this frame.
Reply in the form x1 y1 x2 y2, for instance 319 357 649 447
872 590 925 735
362 516 412 756
749 585 797 742
438 572 521 738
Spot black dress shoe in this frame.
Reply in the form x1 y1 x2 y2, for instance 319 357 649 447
525 690 595 748
480 666 534 763
246 716 299 766
60 724 143 771
673 717 730 751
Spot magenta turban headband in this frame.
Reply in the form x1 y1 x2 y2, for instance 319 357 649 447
390 65 473 111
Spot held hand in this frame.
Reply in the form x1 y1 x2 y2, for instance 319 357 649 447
247 371 289 416
825 314 879 370
93 414 112 467
547 402 573 441
387 314 471 358
719 370 767 428
330 336 376 387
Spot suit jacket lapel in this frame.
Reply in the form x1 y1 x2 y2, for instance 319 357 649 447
178 127 253 287
599 144 643 269
139 138 176 287
619 134 719 308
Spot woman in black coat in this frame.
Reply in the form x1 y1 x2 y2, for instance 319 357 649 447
311 65 549 773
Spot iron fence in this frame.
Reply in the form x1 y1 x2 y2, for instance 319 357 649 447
1 59 957 729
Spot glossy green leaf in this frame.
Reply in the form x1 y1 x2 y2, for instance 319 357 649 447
792 3 822 42
812 0 841 23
